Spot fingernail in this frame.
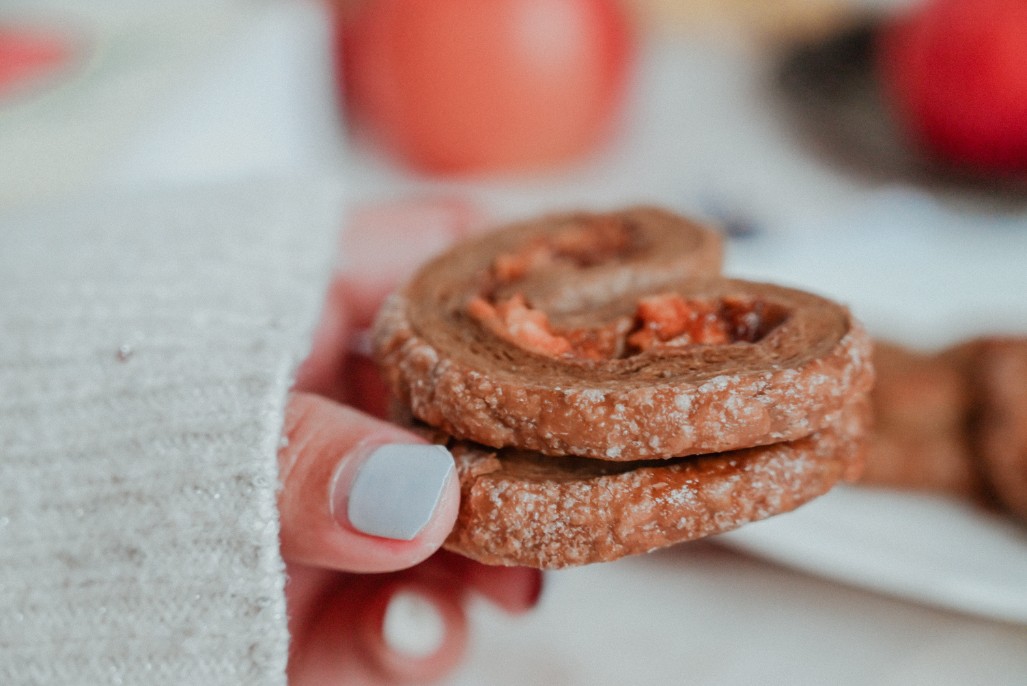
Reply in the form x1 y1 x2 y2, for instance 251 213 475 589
381 589 446 658
340 444 454 541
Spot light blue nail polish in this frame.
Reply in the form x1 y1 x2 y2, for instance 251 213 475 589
345 444 454 541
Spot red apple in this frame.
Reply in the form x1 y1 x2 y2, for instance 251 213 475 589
336 0 633 174
877 0 1027 174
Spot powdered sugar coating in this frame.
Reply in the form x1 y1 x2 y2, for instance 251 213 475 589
443 399 870 569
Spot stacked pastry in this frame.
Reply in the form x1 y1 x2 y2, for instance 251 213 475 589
373 208 874 568
865 339 1027 524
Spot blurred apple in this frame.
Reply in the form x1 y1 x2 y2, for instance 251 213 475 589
877 0 1027 174
0 26 73 97
335 0 633 174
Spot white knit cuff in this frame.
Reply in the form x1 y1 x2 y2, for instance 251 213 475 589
0 181 341 685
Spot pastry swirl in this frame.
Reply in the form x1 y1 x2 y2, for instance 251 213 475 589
373 207 874 567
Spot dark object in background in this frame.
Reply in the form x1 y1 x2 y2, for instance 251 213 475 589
774 20 1027 207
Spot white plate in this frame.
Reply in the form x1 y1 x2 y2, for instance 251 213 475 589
718 486 1027 623
719 222 1027 625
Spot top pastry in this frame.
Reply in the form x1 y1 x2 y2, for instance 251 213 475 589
373 207 873 460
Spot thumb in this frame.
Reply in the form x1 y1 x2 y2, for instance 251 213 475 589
278 392 460 573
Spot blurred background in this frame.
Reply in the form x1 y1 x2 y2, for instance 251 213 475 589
2 0 1025 683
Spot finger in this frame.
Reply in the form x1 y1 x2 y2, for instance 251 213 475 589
293 278 351 398
284 562 349 653
328 198 484 410
337 198 484 329
360 580 468 683
461 564 542 615
429 550 544 615
279 392 460 573
289 577 467 686
295 198 483 399
343 349 392 418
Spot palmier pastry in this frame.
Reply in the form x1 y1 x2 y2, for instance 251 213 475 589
373 207 874 568
863 337 1027 526
973 339 1027 523
375 209 871 460
443 399 869 568
862 341 986 500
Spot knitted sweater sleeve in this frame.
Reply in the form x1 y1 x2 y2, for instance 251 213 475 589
0 183 339 685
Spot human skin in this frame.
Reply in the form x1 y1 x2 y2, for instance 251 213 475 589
280 200 542 684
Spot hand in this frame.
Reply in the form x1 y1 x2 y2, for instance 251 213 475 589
278 200 542 684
